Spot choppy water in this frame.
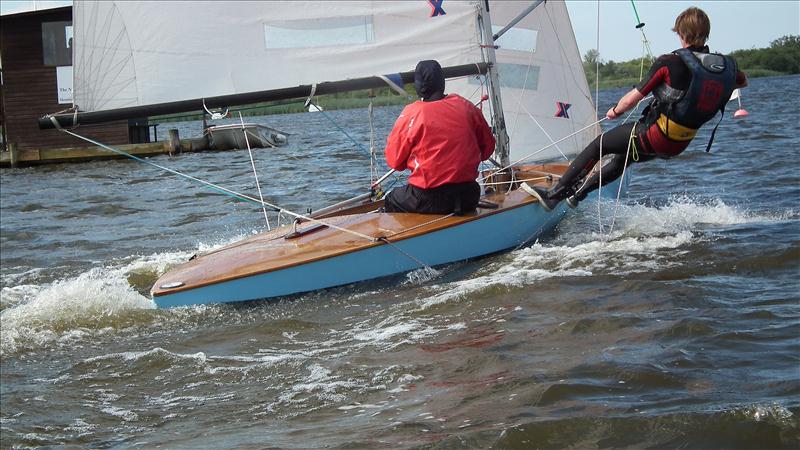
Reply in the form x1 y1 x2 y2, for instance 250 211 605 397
1 76 798 449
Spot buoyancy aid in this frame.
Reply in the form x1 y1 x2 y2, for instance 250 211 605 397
646 48 738 150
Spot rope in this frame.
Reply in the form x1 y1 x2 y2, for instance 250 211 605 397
628 0 654 80
597 132 605 233
306 96 403 188
508 41 538 142
56 128 378 243
592 121 637 236
369 100 378 185
519 102 569 160
595 0 601 119
386 213 455 238
607 125 637 235
591 0 655 236
479 117 608 184
239 112 271 230
378 237 434 271
482 175 557 187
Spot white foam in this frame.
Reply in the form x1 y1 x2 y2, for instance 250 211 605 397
0 253 192 356
63 418 97 436
101 406 139 422
84 347 207 364
277 363 360 406
0 268 153 356
0 233 252 356
412 196 767 308
351 320 418 342
740 403 794 424
403 266 441 285
591 195 786 237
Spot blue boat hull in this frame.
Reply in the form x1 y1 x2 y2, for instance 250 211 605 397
153 176 626 308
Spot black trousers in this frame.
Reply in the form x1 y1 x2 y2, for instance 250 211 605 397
384 181 481 214
552 122 656 201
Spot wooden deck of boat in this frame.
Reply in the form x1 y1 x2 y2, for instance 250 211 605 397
152 163 567 297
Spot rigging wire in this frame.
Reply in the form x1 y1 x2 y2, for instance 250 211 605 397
316 105 371 157
590 0 655 235
306 95 403 190
378 237 436 272
239 111 271 230
595 0 601 119
629 0 655 78
518 102 569 160
368 99 379 185
479 117 609 184
55 128 378 242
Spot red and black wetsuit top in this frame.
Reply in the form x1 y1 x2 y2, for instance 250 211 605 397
634 45 747 158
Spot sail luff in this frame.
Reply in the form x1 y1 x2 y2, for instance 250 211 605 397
470 0 597 164
38 63 488 129
478 1 511 167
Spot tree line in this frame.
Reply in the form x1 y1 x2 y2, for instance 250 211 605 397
584 35 799 89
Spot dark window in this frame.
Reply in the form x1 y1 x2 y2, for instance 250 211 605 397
42 21 72 66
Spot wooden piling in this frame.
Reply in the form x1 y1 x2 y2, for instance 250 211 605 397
167 129 181 155
8 143 19 168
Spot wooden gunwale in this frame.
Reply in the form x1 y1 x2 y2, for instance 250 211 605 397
152 163 567 297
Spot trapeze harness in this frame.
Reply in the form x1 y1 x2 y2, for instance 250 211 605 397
644 48 738 154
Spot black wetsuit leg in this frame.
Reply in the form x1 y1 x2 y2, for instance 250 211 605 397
548 122 652 201
572 125 657 201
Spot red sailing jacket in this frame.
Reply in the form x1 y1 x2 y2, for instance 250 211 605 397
384 94 495 189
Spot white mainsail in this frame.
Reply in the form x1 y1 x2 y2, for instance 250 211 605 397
72 0 595 164
481 1 598 163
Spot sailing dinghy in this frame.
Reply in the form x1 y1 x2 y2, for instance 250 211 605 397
40 1 623 308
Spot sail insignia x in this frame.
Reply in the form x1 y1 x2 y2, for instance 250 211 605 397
555 102 572 119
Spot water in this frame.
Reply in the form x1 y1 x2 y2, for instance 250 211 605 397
1 76 798 448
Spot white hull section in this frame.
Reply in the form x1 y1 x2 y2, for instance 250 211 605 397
207 124 289 150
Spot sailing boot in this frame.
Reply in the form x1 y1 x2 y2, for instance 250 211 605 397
566 193 583 209
521 182 562 212
565 176 596 208
566 187 589 208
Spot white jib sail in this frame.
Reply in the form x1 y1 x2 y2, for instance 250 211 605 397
72 0 594 165
475 0 598 163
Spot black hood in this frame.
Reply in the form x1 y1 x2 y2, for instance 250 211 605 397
414 60 445 101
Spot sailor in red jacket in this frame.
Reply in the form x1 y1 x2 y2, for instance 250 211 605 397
383 60 496 214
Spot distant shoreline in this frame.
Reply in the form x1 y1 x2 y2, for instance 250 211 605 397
152 73 798 124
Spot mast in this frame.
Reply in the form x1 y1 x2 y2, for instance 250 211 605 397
38 63 487 130
478 0 510 168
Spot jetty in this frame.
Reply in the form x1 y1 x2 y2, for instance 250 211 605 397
0 134 210 168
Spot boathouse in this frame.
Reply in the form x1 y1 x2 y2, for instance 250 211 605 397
0 5 152 155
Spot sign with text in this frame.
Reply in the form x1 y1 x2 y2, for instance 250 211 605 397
56 66 73 104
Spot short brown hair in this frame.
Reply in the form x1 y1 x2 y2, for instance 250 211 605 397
672 7 710 46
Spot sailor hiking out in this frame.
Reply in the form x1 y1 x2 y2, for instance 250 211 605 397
526 6 748 211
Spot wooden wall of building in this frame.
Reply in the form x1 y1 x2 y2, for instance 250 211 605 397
1 7 130 151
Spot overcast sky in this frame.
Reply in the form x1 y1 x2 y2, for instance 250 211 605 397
3 0 798 62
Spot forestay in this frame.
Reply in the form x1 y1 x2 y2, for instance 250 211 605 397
72 0 595 164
